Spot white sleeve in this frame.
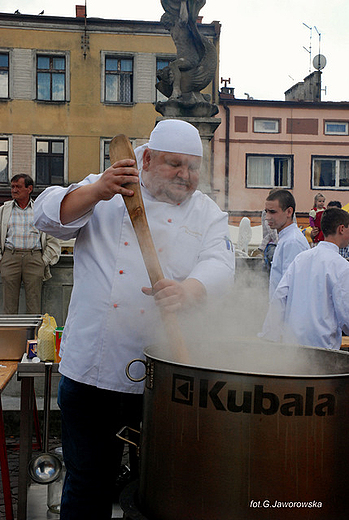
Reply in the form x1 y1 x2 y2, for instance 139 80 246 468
259 272 289 342
34 175 100 239
187 210 235 298
333 270 349 335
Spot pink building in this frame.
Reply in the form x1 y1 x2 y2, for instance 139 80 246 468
213 86 349 225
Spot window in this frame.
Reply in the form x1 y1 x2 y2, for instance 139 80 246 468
156 57 174 102
0 53 9 98
37 55 66 101
36 139 65 185
253 119 279 133
324 122 348 135
100 138 136 172
103 140 111 171
0 138 9 183
312 157 349 189
246 155 292 188
105 57 133 103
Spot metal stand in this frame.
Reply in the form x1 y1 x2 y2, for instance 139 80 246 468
17 362 60 520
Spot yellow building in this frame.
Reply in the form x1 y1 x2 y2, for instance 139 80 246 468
0 8 220 199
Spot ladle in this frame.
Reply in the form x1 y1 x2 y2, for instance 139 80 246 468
28 362 62 484
109 134 189 363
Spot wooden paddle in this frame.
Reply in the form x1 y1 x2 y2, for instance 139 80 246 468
109 134 189 363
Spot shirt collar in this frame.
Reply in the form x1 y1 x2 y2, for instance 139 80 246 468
278 222 296 238
318 240 340 253
13 198 33 210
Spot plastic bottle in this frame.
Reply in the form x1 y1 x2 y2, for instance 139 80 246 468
37 314 56 361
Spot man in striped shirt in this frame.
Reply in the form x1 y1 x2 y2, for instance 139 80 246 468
0 174 60 314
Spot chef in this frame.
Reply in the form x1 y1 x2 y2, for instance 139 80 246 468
34 119 235 520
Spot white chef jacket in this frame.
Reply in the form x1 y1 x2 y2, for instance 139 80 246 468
269 223 309 300
260 241 349 350
34 174 235 393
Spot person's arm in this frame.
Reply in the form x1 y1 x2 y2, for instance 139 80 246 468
60 159 139 224
281 239 309 277
259 273 289 342
333 270 349 335
41 234 61 266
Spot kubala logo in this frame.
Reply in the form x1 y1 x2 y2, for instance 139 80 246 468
171 374 335 416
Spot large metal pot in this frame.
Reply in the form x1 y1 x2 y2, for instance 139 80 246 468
130 341 349 520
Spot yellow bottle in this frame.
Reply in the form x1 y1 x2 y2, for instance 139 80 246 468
37 313 56 361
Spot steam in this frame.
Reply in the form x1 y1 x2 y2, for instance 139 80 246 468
150 259 349 377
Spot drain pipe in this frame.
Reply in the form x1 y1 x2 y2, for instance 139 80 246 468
223 102 230 211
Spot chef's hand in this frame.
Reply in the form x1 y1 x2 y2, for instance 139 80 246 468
94 159 139 200
60 159 139 224
142 278 206 313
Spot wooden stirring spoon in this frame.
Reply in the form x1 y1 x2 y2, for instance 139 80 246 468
109 134 189 364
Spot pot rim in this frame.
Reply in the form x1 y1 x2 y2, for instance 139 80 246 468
143 343 349 380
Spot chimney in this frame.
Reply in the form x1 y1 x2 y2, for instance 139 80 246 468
76 5 86 18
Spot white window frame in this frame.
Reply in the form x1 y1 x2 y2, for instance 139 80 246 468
253 119 280 133
33 136 68 186
35 50 70 102
246 154 292 188
324 121 349 136
312 156 349 190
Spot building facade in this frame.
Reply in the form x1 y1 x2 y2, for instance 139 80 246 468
214 90 349 224
0 9 220 200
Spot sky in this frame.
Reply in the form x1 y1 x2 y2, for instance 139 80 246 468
2 0 349 102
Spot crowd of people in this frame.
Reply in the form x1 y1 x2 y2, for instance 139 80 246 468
260 204 349 349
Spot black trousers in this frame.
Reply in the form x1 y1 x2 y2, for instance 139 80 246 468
58 375 143 520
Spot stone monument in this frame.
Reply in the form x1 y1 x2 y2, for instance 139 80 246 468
155 0 221 196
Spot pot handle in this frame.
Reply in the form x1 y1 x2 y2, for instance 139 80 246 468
125 358 147 382
116 426 140 457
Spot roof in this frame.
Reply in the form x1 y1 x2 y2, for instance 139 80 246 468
0 11 220 37
219 92 349 109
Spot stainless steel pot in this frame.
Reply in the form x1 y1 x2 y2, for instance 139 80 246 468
128 341 349 520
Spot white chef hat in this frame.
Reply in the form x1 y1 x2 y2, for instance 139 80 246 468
148 119 203 157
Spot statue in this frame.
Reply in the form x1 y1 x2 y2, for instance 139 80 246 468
156 0 219 117
236 217 252 257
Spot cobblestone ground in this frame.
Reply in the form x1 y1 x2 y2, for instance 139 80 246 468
0 435 62 519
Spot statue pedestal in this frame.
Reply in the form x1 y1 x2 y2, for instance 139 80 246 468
155 116 221 200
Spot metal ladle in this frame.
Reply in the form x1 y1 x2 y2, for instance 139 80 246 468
28 362 62 484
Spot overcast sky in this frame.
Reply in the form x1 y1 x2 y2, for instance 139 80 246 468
2 0 349 102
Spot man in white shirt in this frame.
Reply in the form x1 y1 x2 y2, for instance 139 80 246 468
265 189 309 300
260 207 349 349
34 119 235 520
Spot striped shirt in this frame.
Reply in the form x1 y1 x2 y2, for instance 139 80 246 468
5 200 41 250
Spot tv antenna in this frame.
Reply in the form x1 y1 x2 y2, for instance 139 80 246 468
303 22 312 72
